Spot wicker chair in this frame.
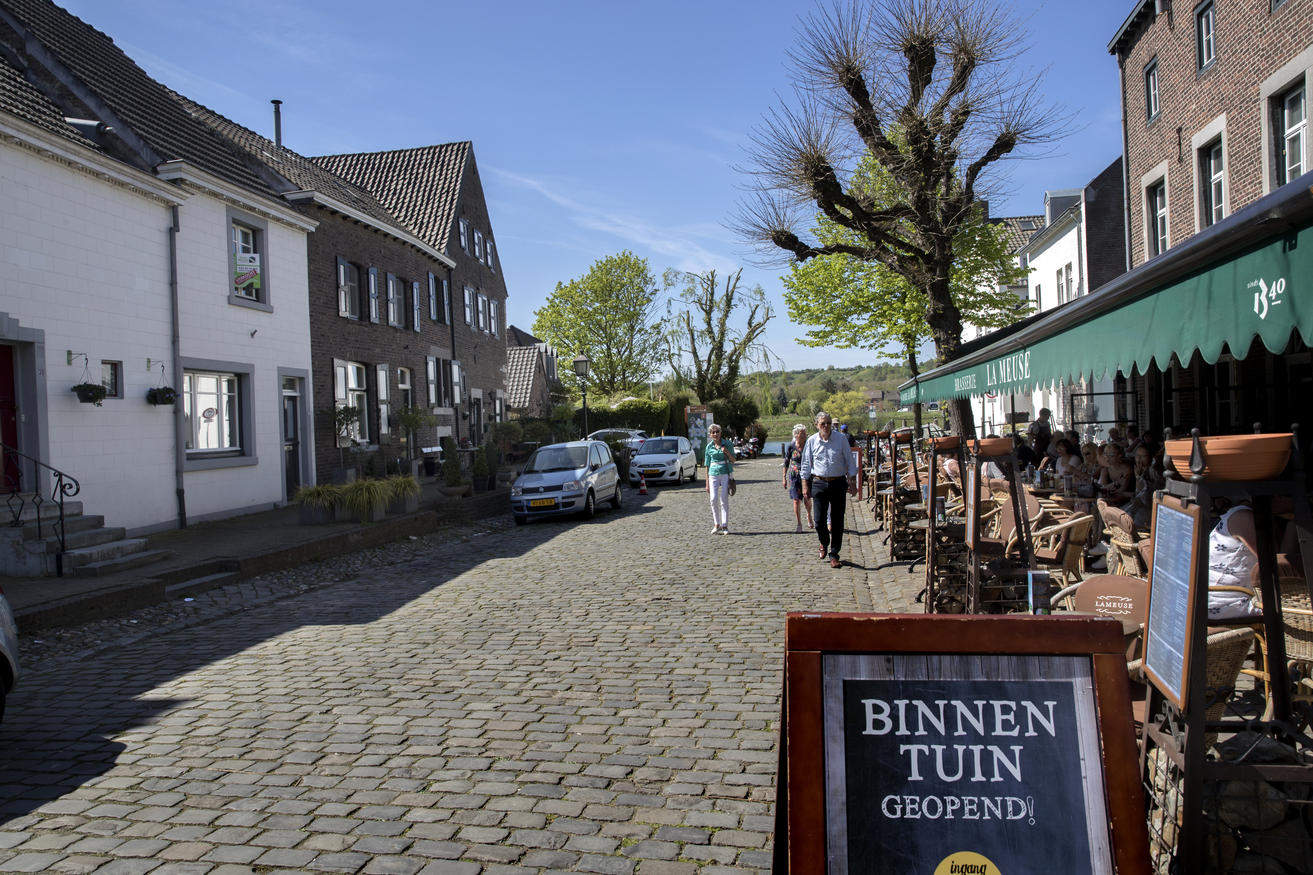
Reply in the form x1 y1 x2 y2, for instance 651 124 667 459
1028 513 1095 587
1129 626 1256 745
1098 501 1147 578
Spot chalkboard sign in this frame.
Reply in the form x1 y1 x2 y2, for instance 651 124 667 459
1142 495 1202 709
779 614 1148 875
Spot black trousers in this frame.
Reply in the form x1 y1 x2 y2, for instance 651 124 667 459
811 477 848 557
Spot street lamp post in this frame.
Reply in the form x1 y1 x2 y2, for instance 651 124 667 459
573 354 591 437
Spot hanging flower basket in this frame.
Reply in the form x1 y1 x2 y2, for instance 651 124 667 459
146 386 178 406
71 383 108 406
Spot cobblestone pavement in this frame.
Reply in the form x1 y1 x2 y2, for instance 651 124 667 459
0 459 922 874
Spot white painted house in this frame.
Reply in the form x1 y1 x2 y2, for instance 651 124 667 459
0 0 316 573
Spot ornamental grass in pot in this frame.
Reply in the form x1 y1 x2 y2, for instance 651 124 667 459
340 478 390 523
386 474 421 514
293 483 342 525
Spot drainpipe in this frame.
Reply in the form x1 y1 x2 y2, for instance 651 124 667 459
1117 58 1133 274
448 265 460 446
168 206 187 528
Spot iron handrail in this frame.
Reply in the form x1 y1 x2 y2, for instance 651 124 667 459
2 442 80 576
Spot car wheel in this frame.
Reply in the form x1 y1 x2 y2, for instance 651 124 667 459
610 482 623 509
581 489 596 519
514 515 527 526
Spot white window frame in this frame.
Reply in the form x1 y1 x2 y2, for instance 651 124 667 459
1280 85 1307 185
184 370 241 454
1064 263 1074 300
385 273 402 327
1054 268 1064 304
487 239 496 273
1148 180 1168 256
337 257 361 320
335 360 370 444
1145 59 1160 122
463 286 474 325
368 267 380 323
477 293 488 332
227 208 272 312
489 299 499 337
397 366 413 410
451 360 462 405
426 357 438 406
459 217 469 252
1202 140 1225 227
428 273 439 322
376 363 390 436
443 278 452 324
474 229 484 262
1196 1 1215 72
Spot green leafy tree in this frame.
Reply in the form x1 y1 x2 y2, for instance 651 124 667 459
736 0 1058 434
533 251 663 396
664 268 774 403
823 390 870 428
818 376 838 395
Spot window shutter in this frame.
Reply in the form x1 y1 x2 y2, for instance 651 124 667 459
428 273 438 321
412 280 422 331
443 278 451 324
336 257 350 317
376 363 390 435
368 267 380 323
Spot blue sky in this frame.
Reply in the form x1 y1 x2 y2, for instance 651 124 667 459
64 0 1134 372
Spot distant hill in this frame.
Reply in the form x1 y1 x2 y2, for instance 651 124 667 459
737 361 935 417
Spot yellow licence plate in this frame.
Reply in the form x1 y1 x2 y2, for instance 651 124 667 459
529 498 556 508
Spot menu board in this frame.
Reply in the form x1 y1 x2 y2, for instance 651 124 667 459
1142 496 1201 709
965 465 978 546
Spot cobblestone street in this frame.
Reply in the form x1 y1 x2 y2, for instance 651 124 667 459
0 459 920 874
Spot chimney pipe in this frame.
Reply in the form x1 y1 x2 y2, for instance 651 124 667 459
271 99 283 147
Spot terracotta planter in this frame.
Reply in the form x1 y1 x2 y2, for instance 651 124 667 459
1165 433 1293 481
929 436 961 450
970 437 1013 456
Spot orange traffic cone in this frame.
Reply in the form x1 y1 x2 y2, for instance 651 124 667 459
638 473 648 495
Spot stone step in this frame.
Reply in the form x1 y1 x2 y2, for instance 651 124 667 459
49 525 127 552
19 514 104 541
70 548 173 577
63 537 148 568
164 571 242 599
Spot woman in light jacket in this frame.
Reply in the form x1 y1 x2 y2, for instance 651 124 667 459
704 424 736 534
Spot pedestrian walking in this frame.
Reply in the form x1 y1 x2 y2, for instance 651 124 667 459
782 423 814 533
703 424 736 534
800 411 857 568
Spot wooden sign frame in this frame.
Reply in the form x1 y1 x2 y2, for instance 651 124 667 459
964 464 978 546
1141 494 1202 710
779 613 1147 875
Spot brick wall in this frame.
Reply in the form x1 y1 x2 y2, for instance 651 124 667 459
1084 157 1126 290
1116 0 1313 267
445 153 509 445
306 206 456 483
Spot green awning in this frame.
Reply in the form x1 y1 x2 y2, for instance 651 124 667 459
900 213 1313 405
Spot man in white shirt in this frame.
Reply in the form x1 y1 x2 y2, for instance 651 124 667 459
800 411 858 568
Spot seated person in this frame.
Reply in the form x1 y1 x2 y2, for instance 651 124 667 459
1049 438 1084 479
1097 442 1135 503
1121 444 1164 529
1075 443 1101 483
1207 500 1304 619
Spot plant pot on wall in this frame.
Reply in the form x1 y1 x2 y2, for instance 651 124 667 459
71 383 108 406
146 386 178 406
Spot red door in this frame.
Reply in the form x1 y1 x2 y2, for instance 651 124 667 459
0 345 19 491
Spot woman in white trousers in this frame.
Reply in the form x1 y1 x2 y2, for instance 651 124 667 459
703 424 736 533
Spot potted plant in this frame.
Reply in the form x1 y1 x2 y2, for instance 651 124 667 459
397 406 438 459
386 474 421 514
340 477 390 523
71 383 108 406
438 437 470 497
293 483 342 525
471 450 491 492
328 404 361 483
146 386 178 406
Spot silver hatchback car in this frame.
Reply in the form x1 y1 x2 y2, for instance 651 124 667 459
511 440 623 525
0 584 19 724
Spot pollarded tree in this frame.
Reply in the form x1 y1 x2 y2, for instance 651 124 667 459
663 268 775 404
532 251 664 396
735 0 1058 434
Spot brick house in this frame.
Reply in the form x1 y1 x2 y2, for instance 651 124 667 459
505 326 559 420
175 99 461 483
313 144 509 447
900 0 1313 440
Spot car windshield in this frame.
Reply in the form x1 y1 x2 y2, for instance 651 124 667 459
524 446 589 473
636 439 679 456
